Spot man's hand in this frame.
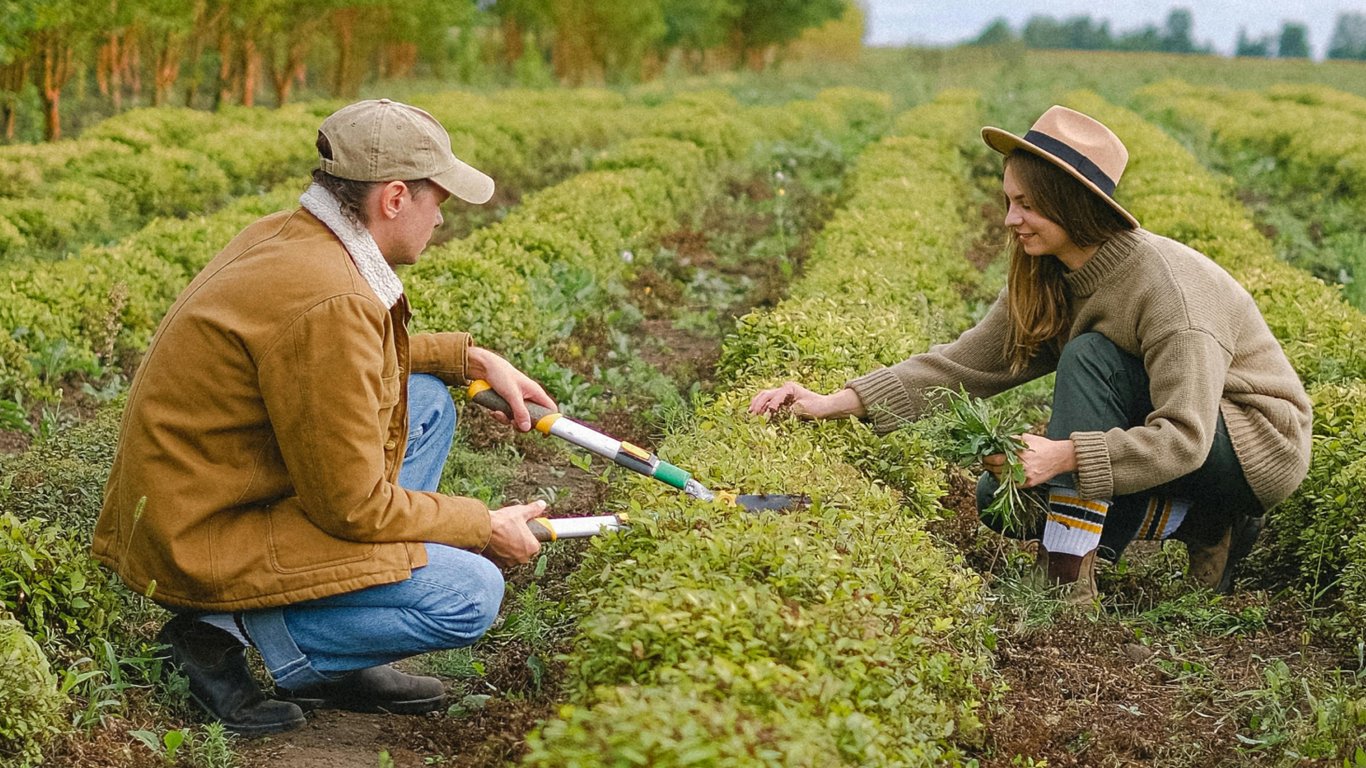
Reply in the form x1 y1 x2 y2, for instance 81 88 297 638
984 434 1077 488
748 382 866 420
468 347 556 432
483 500 546 567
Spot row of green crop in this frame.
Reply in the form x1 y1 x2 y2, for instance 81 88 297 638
0 90 691 409
521 91 993 767
0 87 892 766
1135 80 1366 198
1135 81 1366 310
0 89 648 262
1071 91 1366 634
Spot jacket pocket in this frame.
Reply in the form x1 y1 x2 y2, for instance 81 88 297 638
379 372 401 408
266 498 376 574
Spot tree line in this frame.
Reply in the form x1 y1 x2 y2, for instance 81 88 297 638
971 9 1366 61
0 0 852 142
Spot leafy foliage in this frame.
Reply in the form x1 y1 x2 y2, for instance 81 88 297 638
0 614 65 768
924 387 1043 534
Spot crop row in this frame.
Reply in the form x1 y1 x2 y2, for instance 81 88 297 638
522 91 993 766
0 90 709 408
0 88 891 765
1071 91 1366 631
0 89 651 262
1136 80 1366 199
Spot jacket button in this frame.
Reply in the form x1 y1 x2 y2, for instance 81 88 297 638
385 439 397 451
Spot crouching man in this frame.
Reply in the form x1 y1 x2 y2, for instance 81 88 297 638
93 99 552 734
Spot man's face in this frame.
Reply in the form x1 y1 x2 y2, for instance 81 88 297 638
387 183 451 266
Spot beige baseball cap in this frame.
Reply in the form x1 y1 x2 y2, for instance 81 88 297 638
318 98 494 204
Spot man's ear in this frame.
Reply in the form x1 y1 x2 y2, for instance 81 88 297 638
376 180 408 221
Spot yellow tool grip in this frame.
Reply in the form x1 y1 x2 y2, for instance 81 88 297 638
527 517 557 542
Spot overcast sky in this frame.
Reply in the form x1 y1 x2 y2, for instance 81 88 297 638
864 1 1359 59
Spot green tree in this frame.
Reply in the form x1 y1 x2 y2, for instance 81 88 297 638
1235 27 1273 57
136 0 200 106
551 0 665 84
1327 12 1366 60
491 0 553 71
29 0 103 139
1021 15 1065 48
661 0 738 71
1160 8 1195 52
0 0 39 140
729 0 844 70
1277 21 1310 58
972 17 1015 46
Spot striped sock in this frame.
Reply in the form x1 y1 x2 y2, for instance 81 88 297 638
1135 496 1191 540
1043 487 1110 556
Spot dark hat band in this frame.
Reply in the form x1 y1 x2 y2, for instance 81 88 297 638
1023 129 1117 197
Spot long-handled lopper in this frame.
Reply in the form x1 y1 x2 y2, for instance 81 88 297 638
467 380 807 539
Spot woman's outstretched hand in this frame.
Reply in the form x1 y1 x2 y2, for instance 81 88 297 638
748 382 865 420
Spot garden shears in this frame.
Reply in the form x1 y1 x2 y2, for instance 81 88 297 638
467 380 808 538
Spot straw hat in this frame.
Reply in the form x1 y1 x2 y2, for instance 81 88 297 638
981 105 1139 228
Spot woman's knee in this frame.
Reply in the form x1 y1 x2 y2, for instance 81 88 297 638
1057 332 1127 377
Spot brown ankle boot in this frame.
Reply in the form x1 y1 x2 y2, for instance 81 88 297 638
1187 525 1241 594
1032 545 1100 605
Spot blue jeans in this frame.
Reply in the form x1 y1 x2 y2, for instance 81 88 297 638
241 374 505 690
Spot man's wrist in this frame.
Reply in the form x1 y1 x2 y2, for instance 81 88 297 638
466 345 489 379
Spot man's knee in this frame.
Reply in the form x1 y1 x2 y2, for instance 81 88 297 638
414 548 505 647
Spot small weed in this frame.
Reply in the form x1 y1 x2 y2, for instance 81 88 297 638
130 727 187 764
186 722 237 768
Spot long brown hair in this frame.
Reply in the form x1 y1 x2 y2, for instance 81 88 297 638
1002 150 1134 373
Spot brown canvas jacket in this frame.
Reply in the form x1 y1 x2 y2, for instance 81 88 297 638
92 209 491 611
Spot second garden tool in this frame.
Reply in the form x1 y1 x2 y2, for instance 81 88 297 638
467 380 808 512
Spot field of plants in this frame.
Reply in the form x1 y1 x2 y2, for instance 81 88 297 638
2 46 1366 768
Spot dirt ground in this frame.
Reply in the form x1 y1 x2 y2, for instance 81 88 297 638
932 470 1357 768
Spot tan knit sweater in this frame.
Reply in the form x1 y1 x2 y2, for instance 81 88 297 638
847 229 1312 510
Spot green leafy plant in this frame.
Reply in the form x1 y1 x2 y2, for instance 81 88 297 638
130 727 187 764
186 722 237 768
928 386 1045 536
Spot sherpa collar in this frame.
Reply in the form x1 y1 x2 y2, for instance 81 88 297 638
300 183 404 309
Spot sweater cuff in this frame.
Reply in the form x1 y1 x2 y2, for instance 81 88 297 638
410 332 474 386
846 367 921 435
1070 430 1113 500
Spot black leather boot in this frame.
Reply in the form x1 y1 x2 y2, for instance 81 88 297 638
279 664 446 714
157 615 306 736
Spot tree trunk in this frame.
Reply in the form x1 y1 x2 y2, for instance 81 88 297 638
153 30 183 106
332 8 359 97
1 61 26 142
35 31 74 141
184 0 220 107
214 24 234 109
240 36 260 107
125 29 143 101
502 16 524 68
383 42 416 78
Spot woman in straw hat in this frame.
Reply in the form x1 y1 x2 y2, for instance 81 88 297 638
749 105 1311 602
